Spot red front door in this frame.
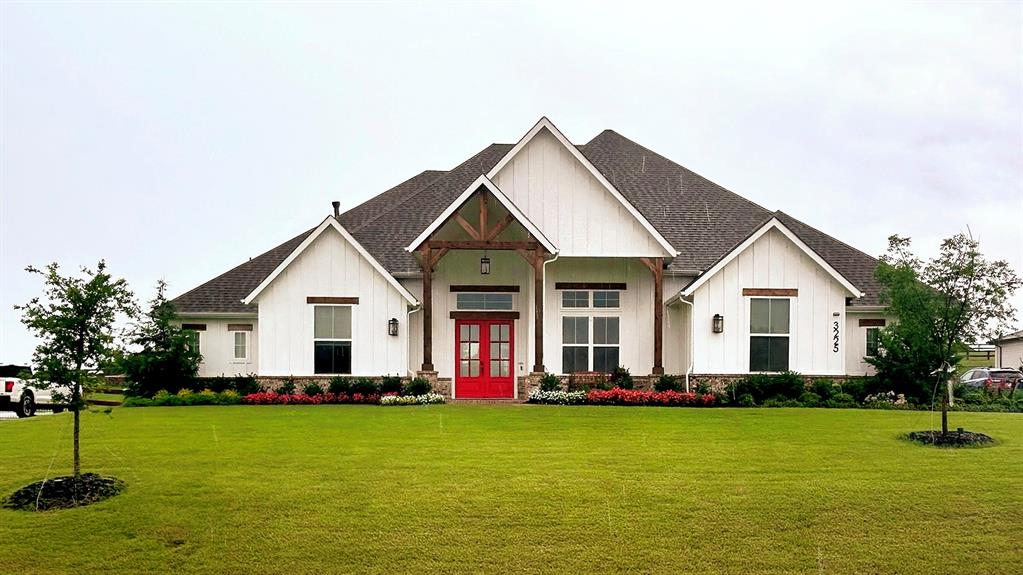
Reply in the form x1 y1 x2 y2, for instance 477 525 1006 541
455 319 514 398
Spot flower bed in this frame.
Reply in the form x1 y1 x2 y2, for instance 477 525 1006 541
242 392 381 405
527 389 587 405
528 387 717 407
379 393 446 406
588 388 717 407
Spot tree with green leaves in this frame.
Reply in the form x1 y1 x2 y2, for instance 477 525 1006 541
121 280 202 397
16 261 137 481
869 234 1021 420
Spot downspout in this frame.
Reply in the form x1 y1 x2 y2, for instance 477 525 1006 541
678 295 695 393
540 251 561 374
406 303 422 378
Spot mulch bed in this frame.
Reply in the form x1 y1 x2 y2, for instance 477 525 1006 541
905 430 994 447
2 473 125 511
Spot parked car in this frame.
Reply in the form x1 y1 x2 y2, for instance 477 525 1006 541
959 367 1022 392
0 364 64 418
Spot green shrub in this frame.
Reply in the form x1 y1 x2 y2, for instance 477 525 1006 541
824 392 857 408
737 393 756 407
694 380 712 395
609 367 633 389
231 376 260 396
812 379 837 400
302 382 322 396
798 391 822 407
539 373 561 392
351 377 379 395
328 376 352 395
380 376 403 395
276 378 296 395
840 378 870 402
189 389 218 405
122 396 153 407
403 377 433 396
654 374 682 392
152 389 183 406
217 390 241 405
733 372 804 402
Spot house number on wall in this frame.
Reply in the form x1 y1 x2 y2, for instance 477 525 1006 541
832 321 840 353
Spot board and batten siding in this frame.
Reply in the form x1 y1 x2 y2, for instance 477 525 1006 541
254 227 410 376
543 257 657 375
691 227 849 375
491 128 667 257
845 312 889 376
177 318 258 377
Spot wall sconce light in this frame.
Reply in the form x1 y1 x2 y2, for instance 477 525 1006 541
712 314 724 333
480 256 491 275
388 318 399 337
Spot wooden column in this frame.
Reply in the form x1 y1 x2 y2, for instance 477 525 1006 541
532 245 545 373
642 256 665 375
421 245 434 371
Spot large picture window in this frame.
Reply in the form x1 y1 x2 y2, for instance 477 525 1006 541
749 298 790 372
561 315 620 374
314 305 352 374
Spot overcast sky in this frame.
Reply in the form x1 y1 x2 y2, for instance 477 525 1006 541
2 1 1021 364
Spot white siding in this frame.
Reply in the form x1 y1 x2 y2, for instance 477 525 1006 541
691 228 849 375
543 258 656 375
424 251 533 381
179 318 258 377
665 276 693 376
255 226 410 376
996 340 1023 370
491 128 667 257
845 312 889 376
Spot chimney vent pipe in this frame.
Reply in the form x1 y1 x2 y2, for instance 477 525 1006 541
331 201 340 219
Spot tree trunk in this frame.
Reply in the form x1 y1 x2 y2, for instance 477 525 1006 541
73 369 82 480
941 384 949 436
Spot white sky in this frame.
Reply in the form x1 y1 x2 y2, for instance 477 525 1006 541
2 1 1021 364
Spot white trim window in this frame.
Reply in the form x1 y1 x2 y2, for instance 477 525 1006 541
749 298 790 372
232 331 248 361
560 290 621 373
456 293 513 310
865 327 880 358
313 305 353 374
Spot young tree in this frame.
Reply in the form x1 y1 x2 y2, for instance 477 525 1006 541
869 234 1021 426
121 280 202 397
15 261 136 480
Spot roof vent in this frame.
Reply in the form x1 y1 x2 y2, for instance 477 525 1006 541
331 201 340 219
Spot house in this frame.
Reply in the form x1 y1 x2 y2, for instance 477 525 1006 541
171 117 888 397
993 330 1023 370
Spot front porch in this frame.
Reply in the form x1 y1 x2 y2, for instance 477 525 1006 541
406 176 669 399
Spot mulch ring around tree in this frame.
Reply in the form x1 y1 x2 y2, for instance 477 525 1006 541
904 430 995 448
2 473 125 511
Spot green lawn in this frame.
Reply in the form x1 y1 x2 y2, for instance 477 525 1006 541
1 406 1020 574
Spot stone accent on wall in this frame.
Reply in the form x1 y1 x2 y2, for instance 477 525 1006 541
256 374 412 393
687 373 853 395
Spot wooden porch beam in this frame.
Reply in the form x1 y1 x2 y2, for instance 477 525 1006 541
420 245 435 372
428 240 538 251
479 193 488 241
649 256 664 375
454 214 481 241
486 213 515 241
532 244 544 373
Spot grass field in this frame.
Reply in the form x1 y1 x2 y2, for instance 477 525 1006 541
1 406 1020 574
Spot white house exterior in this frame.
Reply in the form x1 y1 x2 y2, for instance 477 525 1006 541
172 118 889 397
993 330 1023 370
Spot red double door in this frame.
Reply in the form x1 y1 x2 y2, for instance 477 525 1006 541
455 319 514 398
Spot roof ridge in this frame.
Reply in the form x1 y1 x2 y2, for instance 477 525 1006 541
352 143 512 237
774 210 880 263
170 227 315 305
586 129 774 215
345 169 447 234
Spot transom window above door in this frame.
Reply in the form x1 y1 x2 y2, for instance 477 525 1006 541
561 290 620 309
456 293 513 310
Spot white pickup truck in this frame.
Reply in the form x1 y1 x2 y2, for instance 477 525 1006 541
0 365 64 418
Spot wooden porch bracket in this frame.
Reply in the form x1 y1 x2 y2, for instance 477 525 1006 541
641 257 665 375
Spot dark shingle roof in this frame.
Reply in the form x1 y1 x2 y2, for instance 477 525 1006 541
173 129 882 313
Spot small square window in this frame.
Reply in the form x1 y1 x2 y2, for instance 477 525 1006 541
233 332 247 360
593 291 620 308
